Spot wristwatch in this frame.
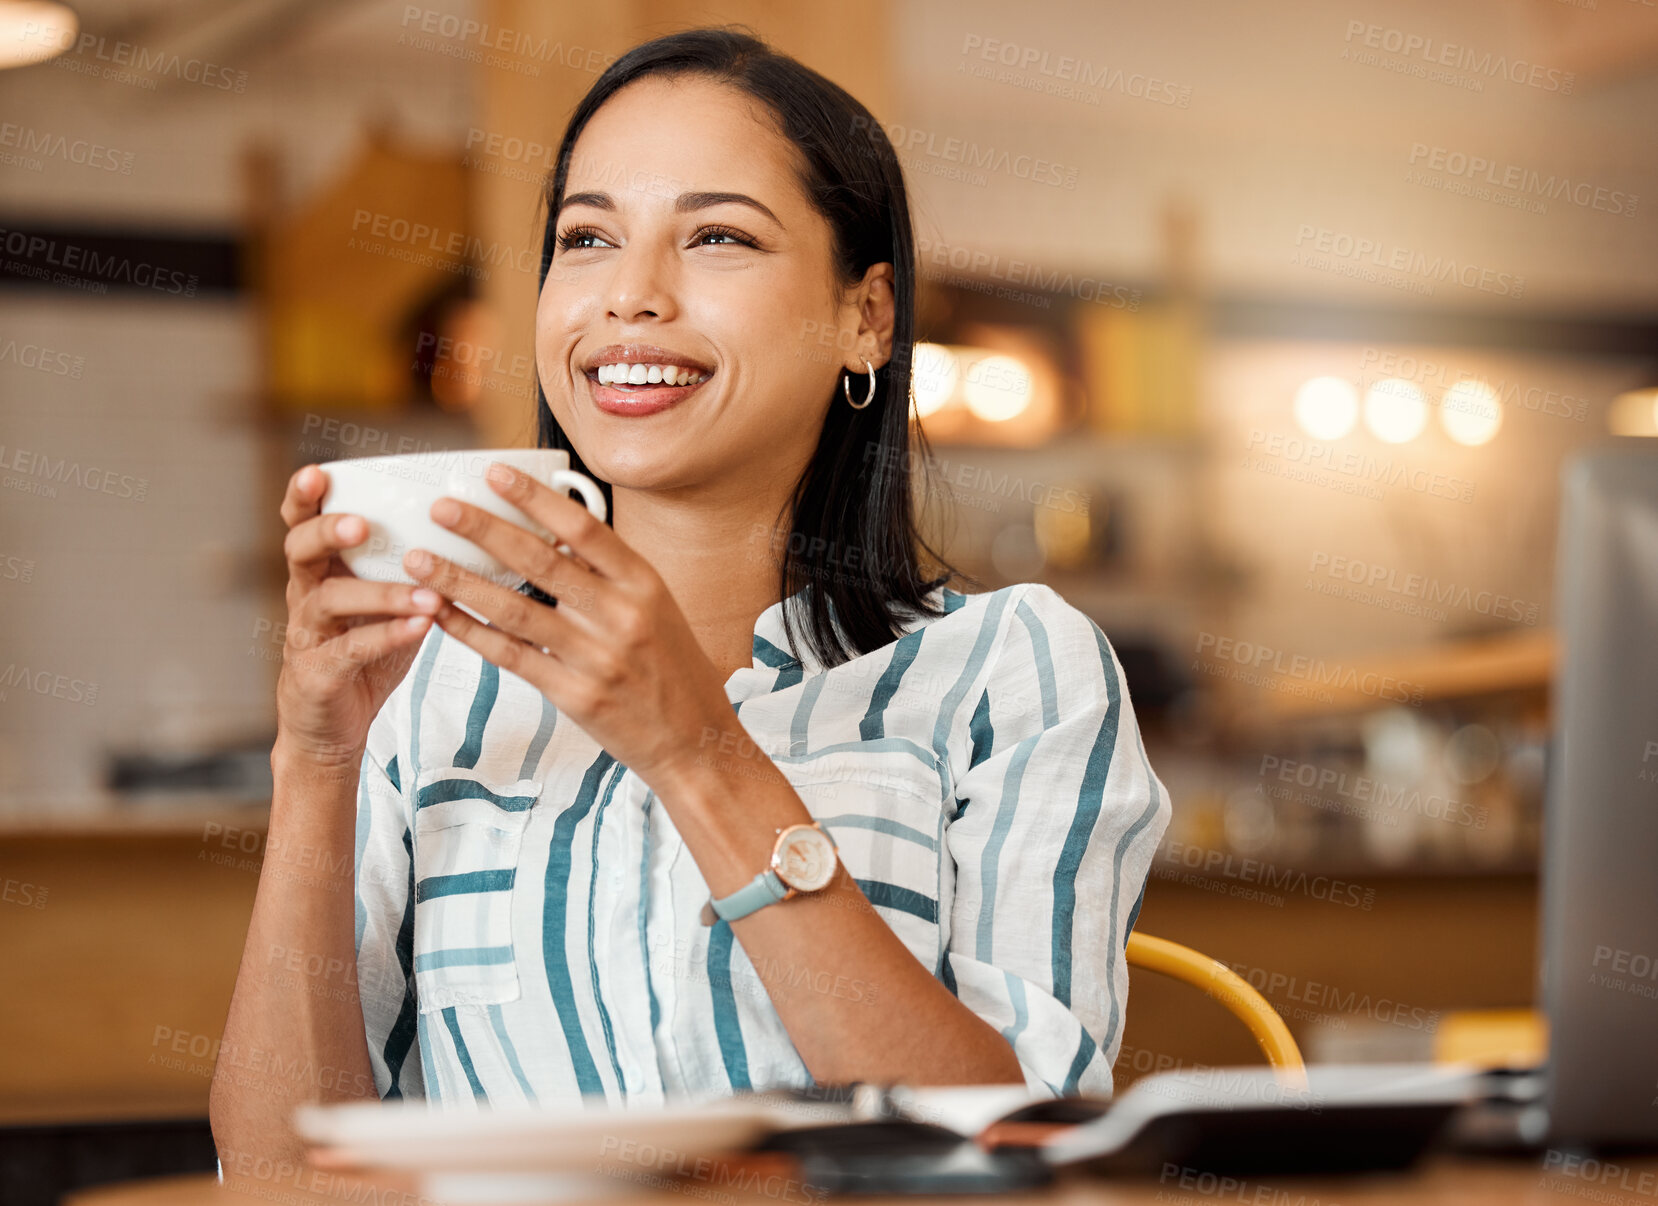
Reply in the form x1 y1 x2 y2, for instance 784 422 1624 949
699 821 840 925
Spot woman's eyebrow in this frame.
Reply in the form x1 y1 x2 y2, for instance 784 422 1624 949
675 191 781 226
556 189 781 227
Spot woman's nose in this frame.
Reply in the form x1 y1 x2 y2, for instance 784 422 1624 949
603 245 677 323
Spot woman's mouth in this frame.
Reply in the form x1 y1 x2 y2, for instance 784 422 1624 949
586 360 713 416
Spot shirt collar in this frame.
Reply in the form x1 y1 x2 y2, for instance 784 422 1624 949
732 581 950 700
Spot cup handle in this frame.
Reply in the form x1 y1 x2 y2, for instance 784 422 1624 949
547 469 608 555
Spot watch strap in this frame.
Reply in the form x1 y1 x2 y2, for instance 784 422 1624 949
705 868 790 924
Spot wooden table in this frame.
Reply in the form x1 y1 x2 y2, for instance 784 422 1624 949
63 1153 1658 1205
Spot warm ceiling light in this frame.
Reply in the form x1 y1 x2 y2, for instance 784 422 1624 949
910 342 958 418
1440 380 1502 446
962 353 1032 422
0 2 78 69
1608 386 1658 437
1365 377 1428 443
1293 376 1359 439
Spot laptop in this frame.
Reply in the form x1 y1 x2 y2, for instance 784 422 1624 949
1541 441 1658 1151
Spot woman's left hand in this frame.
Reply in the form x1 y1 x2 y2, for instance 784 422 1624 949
406 461 737 784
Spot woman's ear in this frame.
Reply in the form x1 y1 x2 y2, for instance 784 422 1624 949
843 262 897 372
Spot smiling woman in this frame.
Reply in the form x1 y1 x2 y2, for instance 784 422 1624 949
530 28 942 674
210 26 1169 1166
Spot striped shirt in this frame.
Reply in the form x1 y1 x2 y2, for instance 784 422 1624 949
351 580 1171 1107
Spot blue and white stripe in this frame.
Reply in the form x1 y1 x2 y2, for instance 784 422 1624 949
354 581 1171 1107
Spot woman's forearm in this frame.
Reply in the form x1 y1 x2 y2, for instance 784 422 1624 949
650 720 1024 1087
209 743 381 1168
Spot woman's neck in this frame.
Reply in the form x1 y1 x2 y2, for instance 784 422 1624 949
611 485 789 683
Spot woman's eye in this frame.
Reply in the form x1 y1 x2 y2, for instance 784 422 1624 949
694 226 759 249
556 226 611 252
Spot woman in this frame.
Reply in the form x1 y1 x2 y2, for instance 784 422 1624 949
211 27 1169 1159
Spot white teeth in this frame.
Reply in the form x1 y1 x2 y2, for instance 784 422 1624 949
593 362 708 386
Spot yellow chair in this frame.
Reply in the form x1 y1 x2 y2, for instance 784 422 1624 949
1125 932 1308 1088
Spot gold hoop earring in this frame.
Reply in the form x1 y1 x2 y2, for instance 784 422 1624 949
843 357 876 409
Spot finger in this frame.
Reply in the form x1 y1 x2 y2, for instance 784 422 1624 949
427 497 610 624
484 462 633 583
284 613 434 678
279 464 328 529
305 577 445 628
405 549 581 653
430 598 574 697
284 511 370 581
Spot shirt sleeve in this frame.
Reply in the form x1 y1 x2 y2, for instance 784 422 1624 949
355 703 425 1100
941 583 1171 1098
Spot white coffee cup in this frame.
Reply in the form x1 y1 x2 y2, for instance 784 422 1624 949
317 448 606 590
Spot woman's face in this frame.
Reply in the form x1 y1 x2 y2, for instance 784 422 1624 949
536 74 892 500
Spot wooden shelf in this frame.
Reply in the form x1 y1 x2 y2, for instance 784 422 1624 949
1252 627 1555 721
0 798 270 839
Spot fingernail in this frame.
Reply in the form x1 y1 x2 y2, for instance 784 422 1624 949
412 588 441 610
432 498 461 525
340 516 365 540
406 549 432 574
487 463 514 487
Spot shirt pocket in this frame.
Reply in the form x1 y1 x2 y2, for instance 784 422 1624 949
410 767 543 1013
778 747 947 964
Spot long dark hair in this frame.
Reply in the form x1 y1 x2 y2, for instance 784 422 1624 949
530 25 970 670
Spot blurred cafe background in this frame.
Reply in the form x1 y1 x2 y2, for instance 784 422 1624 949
2 0 1656 1198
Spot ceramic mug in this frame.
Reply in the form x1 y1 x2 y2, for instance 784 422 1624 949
317 448 606 590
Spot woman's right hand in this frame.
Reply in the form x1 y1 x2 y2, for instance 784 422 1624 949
274 464 445 768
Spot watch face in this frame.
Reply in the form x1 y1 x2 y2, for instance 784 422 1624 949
772 825 837 892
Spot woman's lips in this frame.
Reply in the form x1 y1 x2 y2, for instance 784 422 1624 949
585 369 712 416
